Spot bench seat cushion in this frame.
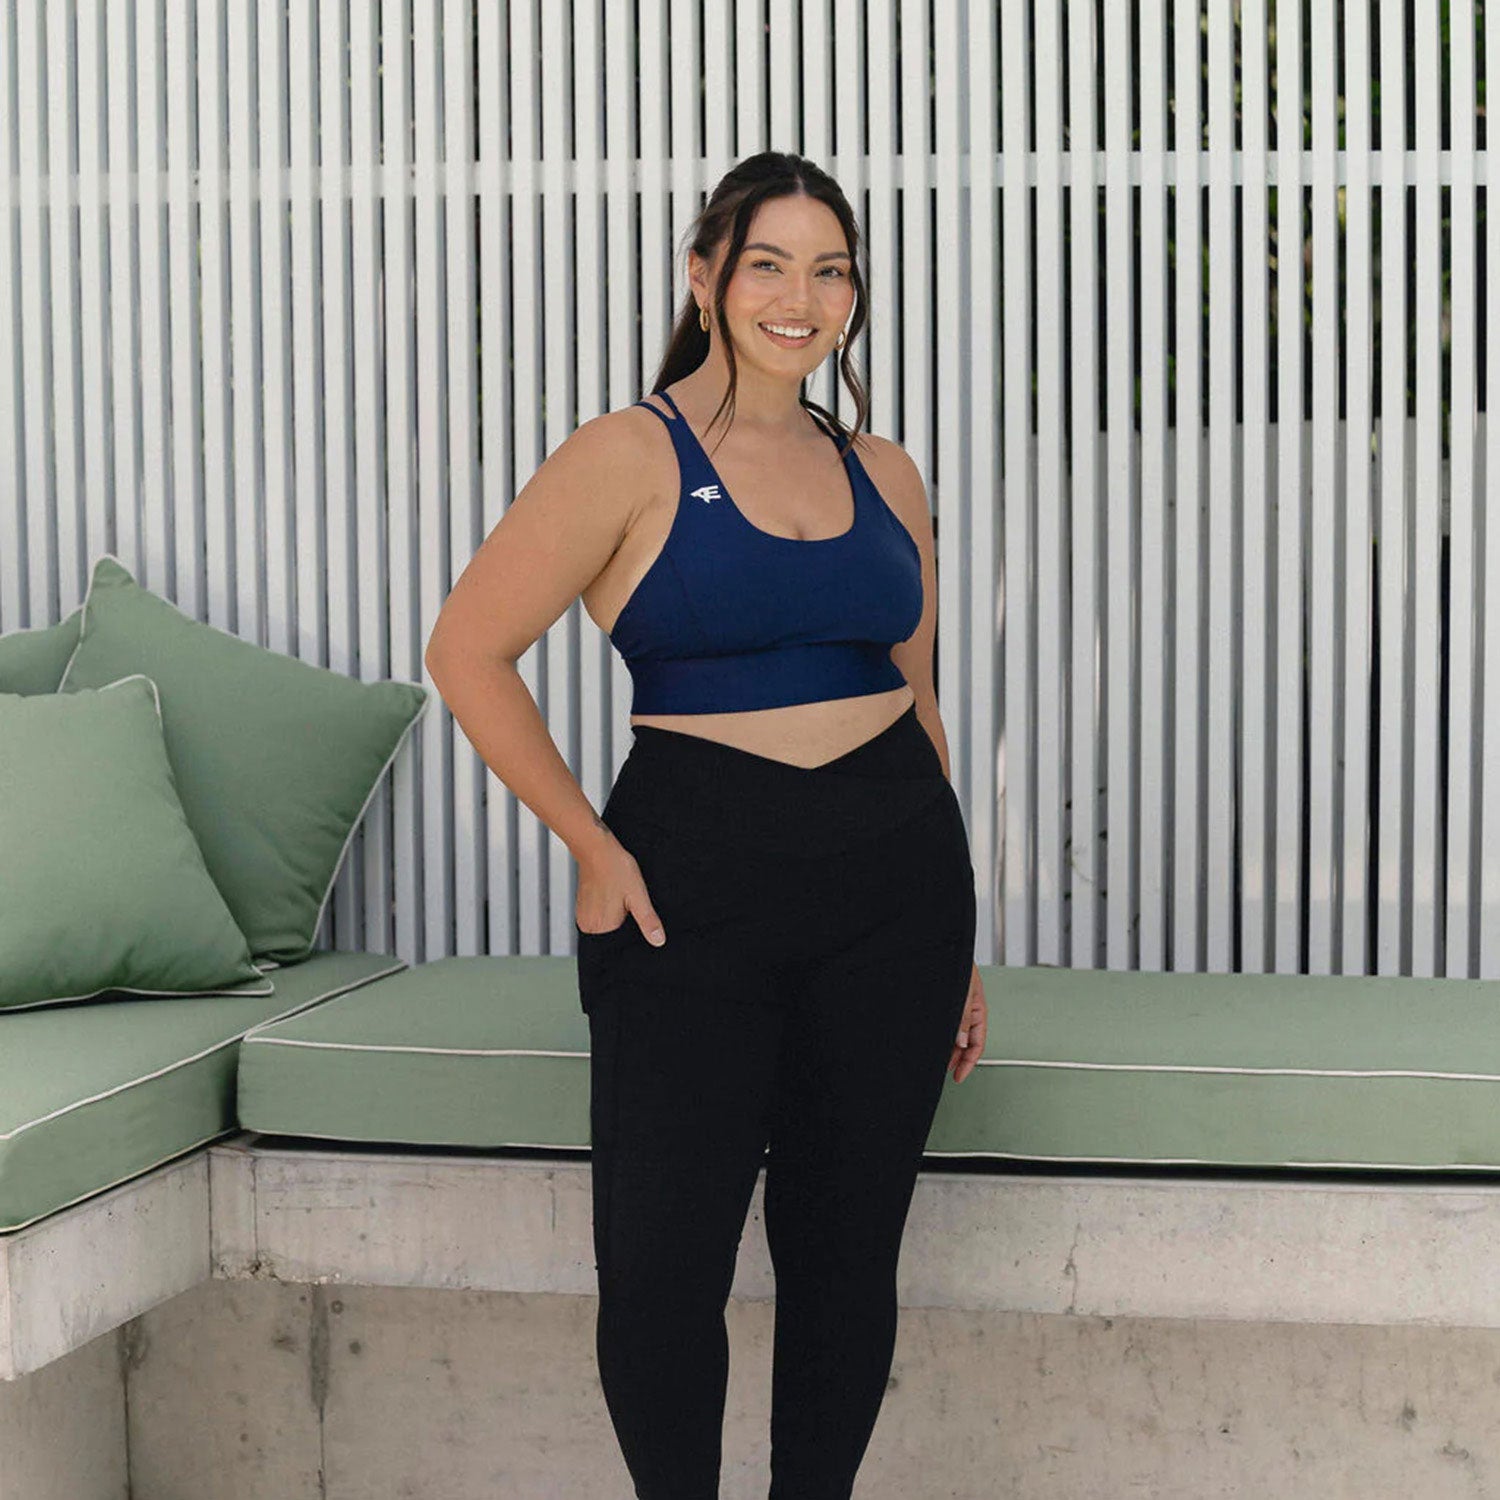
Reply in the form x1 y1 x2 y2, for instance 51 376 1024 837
236 956 590 1147
243 958 1500 1173
927 965 1500 1170
0 950 406 1233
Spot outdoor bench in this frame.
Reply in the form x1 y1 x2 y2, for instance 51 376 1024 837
9 954 1500 1388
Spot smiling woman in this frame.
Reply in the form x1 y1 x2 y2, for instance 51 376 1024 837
423 148 983 1500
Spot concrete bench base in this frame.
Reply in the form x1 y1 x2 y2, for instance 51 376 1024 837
0 1152 209 1381
9 1134 1500 1385
212 1137 1500 1330
9 1141 1500 1499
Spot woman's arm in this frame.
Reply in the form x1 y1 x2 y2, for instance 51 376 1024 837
424 411 642 871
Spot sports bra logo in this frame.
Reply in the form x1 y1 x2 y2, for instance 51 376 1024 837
689 484 722 503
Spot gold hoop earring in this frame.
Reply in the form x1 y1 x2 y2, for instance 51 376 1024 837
699 304 710 332
835 330 846 349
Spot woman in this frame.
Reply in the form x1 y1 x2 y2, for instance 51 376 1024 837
426 150 987 1499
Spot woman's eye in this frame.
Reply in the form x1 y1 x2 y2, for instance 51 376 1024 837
749 260 845 277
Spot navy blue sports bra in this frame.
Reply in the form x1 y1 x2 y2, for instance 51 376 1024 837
607 389 923 715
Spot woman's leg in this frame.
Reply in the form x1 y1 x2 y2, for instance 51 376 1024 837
587 968 785 1500
762 798 977 1499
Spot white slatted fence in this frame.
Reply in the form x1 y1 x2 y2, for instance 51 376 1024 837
0 1 1492 982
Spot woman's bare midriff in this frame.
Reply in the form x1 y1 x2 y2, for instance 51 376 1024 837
582 400 921 770
629 685 917 769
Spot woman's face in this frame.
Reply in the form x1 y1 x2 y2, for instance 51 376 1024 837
694 194 856 375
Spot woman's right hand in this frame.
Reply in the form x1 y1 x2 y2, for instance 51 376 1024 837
575 832 666 944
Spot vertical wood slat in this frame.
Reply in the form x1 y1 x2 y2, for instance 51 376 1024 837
321 0 358 949
1483 0 1500 979
164 0 203 622
1033 0 1065 964
0 0 20 630
381 0 423 962
259 0 292 659
570 0 609 933
1340 0 1375 975
15 0 52 618
1104 0 1135 969
46 0 76 590
999 0 1031 964
1 0 1493 983
802 0 834 421
539 0 571 954
1137 0 1169 970
1307 0 1339 972
602 4 636 769
75 0 108 580
1239 0 1271 971
195 0 230 634
1206 0 1235 970
1444 2 1479 979
828 0 863 425
1376 0 1409 976
103 0 136 578
443 0 481 954
1273 0 1305 973
413 0 449 958
1173 0 1206 970
864 0 894 450
899 0 932 590
348 0 391 950
1412 0 1443 975
136 0 169 581
932 0 967 912
477 0 516 952
226 0 261 635
864 1 897 445
964 0 1001 970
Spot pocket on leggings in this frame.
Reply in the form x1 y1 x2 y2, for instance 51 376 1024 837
575 915 637 944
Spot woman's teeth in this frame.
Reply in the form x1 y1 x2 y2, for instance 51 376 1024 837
761 324 815 346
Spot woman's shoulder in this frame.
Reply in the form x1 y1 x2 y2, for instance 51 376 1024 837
563 402 673 465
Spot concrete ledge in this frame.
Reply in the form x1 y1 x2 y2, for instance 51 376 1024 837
213 1136 1500 1329
11 1133 1500 1384
0 1153 209 1381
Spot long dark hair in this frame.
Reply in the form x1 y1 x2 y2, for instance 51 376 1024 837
644 151 871 460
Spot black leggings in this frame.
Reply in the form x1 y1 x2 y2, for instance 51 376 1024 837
576 702 977 1500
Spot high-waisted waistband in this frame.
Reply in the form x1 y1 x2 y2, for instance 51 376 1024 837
605 702 958 857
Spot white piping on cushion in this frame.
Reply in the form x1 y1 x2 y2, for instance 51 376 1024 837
0 959 407 1141
0 1128 238 1235
917 1148 1500 1170
244 1037 590 1058
959 1058 1500 1081
263 690 431 966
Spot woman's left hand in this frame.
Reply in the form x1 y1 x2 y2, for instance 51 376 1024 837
948 962 986 1084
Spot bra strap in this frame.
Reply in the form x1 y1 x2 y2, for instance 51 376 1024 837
634 396 674 429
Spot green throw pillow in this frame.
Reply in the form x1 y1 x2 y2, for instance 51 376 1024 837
57 556 430 963
0 609 83 694
0 675 271 1010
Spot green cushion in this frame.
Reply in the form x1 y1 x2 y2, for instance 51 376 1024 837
0 675 269 1011
926 965 1500 1169
0 949 407 1233
237 956 591 1147
245 958 1500 1173
57 555 430 963
0 609 83 694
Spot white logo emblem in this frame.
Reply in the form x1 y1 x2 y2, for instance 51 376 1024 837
690 484 722 503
